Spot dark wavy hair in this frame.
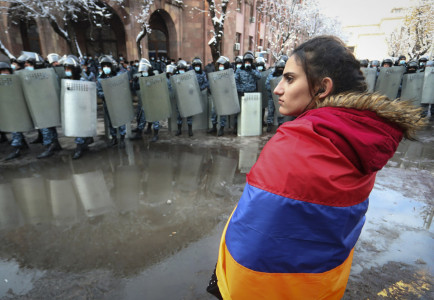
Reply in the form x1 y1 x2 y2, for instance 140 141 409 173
291 36 367 96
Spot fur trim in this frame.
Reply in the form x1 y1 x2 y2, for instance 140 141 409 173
313 92 427 140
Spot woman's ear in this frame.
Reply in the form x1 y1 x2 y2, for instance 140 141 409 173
317 77 333 99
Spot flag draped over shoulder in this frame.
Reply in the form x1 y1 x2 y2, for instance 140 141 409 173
216 103 404 299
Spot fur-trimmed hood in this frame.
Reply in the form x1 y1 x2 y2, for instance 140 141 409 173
297 92 427 174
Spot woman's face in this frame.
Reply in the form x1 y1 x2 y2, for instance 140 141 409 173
274 55 312 116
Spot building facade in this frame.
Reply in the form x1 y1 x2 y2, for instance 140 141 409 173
0 0 267 65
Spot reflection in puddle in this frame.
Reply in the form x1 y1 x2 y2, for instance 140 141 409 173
0 143 244 298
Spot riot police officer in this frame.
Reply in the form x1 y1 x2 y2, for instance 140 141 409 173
234 51 261 134
418 57 428 72
97 55 127 148
192 58 209 116
31 53 62 159
130 58 160 142
175 59 194 137
47 53 61 67
405 60 418 74
2 58 33 161
381 58 393 68
265 59 285 132
233 56 243 71
359 59 369 68
63 56 95 159
207 56 231 136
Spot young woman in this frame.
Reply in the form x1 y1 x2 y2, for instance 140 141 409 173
208 36 425 299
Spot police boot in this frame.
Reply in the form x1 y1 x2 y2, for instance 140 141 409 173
207 124 217 134
37 139 62 159
85 137 94 145
119 135 126 148
218 126 224 136
30 130 43 144
175 124 182 136
0 132 8 144
72 143 89 160
151 129 159 142
129 130 142 140
266 123 273 133
4 142 29 161
188 124 193 137
145 123 152 135
111 136 118 146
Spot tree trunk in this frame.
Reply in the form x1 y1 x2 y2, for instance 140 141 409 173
136 27 147 59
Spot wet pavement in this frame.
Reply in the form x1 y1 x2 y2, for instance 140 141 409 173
0 122 433 299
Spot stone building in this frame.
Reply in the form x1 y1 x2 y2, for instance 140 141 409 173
0 0 268 65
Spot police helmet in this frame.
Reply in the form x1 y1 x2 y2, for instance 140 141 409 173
63 56 80 68
216 56 231 69
192 57 202 67
235 56 243 64
381 58 393 67
47 53 60 64
275 59 286 69
398 55 406 61
0 61 12 73
370 60 380 67
99 55 114 67
243 51 255 62
177 59 188 70
419 56 428 63
166 64 176 74
256 56 266 67
406 60 418 73
138 58 152 72
17 54 28 64
359 59 369 68
278 54 289 62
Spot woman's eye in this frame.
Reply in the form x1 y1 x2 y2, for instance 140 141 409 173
285 76 293 83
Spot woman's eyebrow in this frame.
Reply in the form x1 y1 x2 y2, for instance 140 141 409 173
283 72 295 77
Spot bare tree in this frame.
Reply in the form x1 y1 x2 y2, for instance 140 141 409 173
207 0 229 62
1 0 123 56
132 0 154 58
386 0 433 60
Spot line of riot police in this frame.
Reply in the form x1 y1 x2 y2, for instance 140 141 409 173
0 50 274 162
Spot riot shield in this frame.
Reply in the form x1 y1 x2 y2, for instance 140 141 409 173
208 68 241 115
238 93 262 136
100 72 134 127
61 79 97 137
400 73 424 105
73 170 114 217
421 67 434 104
53 66 66 80
361 67 377 92
258 69 273 109
0 74 34 132
48 178 80 226
19 68 61 128
170 70 203 117
139 73 172 122
374 66 405 99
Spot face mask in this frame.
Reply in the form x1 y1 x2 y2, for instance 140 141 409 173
65 70 72 77
179 70 185 74
84 56 87 59
25 66 34 71
194 66 200 72
119 57 123 60
258 66 263 71
135 63 139 66
142 72 148 77
236 64 242 69
89 57 92 59
400 60 406 65
11 64 16 70
245 63 251 69
420 62 425 67
219 66 225 71
103 67 111 75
